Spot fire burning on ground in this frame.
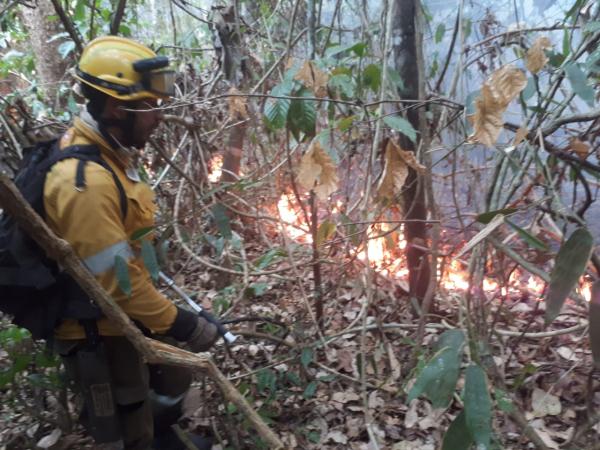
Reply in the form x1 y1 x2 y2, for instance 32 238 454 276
275 193 593 302
208 154 223 183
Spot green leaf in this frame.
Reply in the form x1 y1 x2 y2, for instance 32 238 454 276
382 115 417 143
435 329 465 353
340 214 361 247
248 282 269 297
442 411 473 450
301 348 314 369
131 226 155 241
562 28 571 58
337 115 356 132
254 248 287 270
316 220 336 246
257 369 277 395
463 18 472 40
494 388 515 413
589 282 600 368
306 430 321 443
141 239 159 281
386 67 404 90
505 219 548 251
303 380 318 398
114 255 132 297
325 41 367 58
264 80 293 130
363 64 382 93
287 89 316 139
464 364 492 449
211 203 232 239
57 41 75 59
329 74 355 98
476 208 518 224
407 330 465 408
435 23 446 44
73 0 86 21
521 77 536 102
565 63 595 107
545 228 594 324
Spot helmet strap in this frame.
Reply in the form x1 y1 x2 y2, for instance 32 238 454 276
97 111 137 149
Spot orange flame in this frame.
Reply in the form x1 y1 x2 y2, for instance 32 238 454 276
208 155 223 182
274 194 593 300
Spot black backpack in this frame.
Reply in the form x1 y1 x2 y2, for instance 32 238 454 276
0 139 128 340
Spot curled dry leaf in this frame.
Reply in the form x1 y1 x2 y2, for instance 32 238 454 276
294 60 329 98
376 140 425 202
569 137 589 159
468 65 527 147
297 140 338 200
227 87 248 119
526 36 552 74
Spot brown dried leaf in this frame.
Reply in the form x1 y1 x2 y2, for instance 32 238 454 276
294 60 329 98
526 36 552 74
227 87 248 119
297 140 338 200
468 65 527 147
377 140 409 202
570 137 590 159
513 126 529 146
376 140 425 202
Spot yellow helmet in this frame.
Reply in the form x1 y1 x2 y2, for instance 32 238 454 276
75 36 175 101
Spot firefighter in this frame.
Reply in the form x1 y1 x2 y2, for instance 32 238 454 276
45 36 216 449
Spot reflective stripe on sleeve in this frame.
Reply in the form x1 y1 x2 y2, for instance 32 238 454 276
83 241 134 275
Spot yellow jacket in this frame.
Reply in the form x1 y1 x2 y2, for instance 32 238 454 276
44 114 177 339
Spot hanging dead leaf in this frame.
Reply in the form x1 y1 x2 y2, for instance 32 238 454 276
377 140 409 202
297 140 338 200
569 137 589 159
376 140 425 202
227 87 248 119
526 36 552 74
294 60 329 98
513 126 529 146
468 65 527 147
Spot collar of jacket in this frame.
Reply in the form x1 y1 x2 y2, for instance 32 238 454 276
73 112 135 171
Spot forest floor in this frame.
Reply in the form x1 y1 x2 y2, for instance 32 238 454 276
0 245 595 450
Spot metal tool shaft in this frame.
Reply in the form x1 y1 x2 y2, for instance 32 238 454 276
159 272 237 343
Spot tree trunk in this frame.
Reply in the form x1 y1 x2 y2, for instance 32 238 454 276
20 0 69 106
391 0 430 301
213 3 247 184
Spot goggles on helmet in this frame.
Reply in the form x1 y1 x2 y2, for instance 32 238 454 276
76 56 176 98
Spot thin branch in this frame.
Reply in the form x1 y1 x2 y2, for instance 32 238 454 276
110 0 127 35
542 108 600 136
48 0 84 54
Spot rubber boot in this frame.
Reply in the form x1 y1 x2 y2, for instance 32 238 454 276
150 391 213 450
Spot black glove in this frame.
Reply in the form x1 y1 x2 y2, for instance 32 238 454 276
168 307 218 352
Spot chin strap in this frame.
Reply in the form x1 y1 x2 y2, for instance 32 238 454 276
97 111 137 150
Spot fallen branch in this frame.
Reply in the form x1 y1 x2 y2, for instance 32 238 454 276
0 173 284 449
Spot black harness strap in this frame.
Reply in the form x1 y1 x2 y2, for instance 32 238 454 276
46 144 128 221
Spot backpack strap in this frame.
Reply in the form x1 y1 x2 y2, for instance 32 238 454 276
46 144 128 222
